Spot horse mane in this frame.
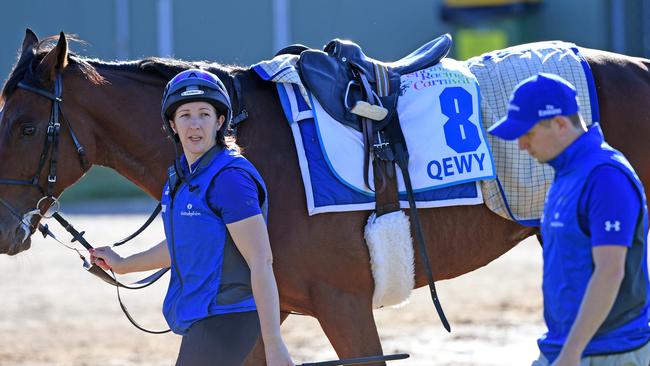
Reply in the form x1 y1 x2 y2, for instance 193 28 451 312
1 34 105 100
1 33 245 101
135 57 243 84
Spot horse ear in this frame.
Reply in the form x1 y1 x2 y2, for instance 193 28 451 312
22 28 38 54
14 29 38 68
37 32 69 81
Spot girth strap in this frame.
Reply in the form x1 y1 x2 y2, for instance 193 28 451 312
386 119 451 332
353 68 382 193
372 63 390 97
372 159 399 216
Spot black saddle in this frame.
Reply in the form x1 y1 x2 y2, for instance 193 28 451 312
297 34 453 131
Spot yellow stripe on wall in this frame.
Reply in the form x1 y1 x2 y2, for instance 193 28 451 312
444 0 539 7
456 29 508 60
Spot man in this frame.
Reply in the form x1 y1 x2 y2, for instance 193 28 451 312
488 73 650 366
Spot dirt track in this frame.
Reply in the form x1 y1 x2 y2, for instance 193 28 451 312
0 213 545 366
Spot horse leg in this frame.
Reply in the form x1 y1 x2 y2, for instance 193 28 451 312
312 285 385 365
242 312 291 366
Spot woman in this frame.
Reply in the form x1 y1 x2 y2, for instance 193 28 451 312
90 69 294 366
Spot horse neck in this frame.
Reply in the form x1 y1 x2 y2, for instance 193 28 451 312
230 69 299 181
67 66 174 199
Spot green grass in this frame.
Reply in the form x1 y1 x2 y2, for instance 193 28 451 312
59 166 148 203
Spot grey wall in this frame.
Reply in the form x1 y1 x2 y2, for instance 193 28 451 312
523 0 611 50
290 0 452 60
3 0 646 89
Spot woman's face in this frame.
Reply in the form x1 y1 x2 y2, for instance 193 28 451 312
170 101 224 163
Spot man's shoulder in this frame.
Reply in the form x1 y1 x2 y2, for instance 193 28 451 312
588 164 632 181
582 164 639 207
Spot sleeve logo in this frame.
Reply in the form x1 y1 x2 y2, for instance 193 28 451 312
604 220 621 232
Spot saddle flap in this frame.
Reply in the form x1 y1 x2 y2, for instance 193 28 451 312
298 45 398 131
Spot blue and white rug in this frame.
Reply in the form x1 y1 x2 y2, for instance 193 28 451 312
467 41 599 225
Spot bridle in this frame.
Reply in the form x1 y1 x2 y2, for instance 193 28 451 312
0 72 89 233
0 72 170 334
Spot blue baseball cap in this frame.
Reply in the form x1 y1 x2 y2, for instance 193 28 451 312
488 73 580 140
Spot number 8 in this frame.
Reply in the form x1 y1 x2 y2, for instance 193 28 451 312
439 87 481 154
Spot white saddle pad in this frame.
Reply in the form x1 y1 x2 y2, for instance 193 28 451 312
313 58 496 193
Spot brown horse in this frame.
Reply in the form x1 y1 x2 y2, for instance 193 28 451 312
1 29 650 364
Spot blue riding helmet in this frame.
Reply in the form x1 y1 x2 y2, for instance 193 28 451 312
161 69 232 139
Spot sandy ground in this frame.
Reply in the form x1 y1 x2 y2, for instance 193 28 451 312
0 212 546 366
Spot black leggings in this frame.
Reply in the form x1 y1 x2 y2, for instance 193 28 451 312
175 311 261 366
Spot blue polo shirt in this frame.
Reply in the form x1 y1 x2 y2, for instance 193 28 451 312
185 154 262 223
539 124 650 362
578 165 640 246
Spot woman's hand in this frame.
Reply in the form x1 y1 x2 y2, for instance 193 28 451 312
89 240 170 274
89 247 126 273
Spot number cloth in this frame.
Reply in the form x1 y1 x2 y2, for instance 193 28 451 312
309 58 495 193
253 55 491 214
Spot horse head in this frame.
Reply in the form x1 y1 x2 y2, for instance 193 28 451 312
0 30 100 255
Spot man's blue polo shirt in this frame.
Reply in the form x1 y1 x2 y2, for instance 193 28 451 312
539 124 650 362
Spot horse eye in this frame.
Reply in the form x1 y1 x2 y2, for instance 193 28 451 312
21 126 36 136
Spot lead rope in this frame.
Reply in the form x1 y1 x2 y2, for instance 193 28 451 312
49 212 171 334
111 203 162 247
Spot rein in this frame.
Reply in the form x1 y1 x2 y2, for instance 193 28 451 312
0 72 170 334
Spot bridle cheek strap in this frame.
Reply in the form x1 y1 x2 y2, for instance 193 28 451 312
0 73 89 212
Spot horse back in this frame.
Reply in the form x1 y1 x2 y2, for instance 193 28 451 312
582 48 650 195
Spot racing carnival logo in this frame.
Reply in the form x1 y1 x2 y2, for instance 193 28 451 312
400 64 472 96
